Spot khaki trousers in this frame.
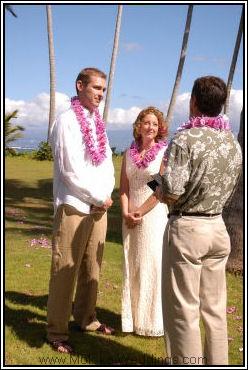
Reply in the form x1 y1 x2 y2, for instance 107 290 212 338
47 204 107 342
162 215 230 365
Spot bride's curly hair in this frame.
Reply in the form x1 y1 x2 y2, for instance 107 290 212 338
133 106 168 143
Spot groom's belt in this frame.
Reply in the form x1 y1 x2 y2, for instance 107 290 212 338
168 212 221 218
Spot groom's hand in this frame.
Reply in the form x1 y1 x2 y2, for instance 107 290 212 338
91 198 113 213
103 197 113 210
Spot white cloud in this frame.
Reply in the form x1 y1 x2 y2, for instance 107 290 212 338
191 56 207 62
228 90 243 132
167 89 243 135
5 89 243 135
5 92 70 129
191 55 227 67
108 106 142 128
123 42 143 52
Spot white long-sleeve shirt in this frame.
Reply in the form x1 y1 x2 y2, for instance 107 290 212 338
50 106 115 214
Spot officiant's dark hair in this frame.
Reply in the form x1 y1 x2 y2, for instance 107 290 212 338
191 76 227 116
75 68 107 94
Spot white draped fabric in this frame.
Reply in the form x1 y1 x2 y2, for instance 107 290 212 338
122 147 168 336
50 107 115 214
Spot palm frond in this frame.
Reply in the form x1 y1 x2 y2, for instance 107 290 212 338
5 5 17 18
5 110 25 147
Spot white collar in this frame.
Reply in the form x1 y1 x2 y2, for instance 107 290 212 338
82 106 94 119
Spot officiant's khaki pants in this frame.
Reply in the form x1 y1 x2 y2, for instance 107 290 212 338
162 215 230 365
47 204 107 342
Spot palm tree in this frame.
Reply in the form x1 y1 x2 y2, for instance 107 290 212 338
46 5 56 141
5 110 24 148
165 5 193 126
103 5 123 124
224 9 243 116
223 108 243 274
5 5 17 18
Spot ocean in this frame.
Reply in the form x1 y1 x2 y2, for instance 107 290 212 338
12 129 136 154
10 125 239 154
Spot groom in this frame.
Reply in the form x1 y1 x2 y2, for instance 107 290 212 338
46 67 115 354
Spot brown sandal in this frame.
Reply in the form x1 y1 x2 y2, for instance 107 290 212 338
47 339 74 354
96 323 115 335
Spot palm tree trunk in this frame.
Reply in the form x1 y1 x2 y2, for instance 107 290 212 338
224 9 243 116
103 5 123 124
5 5 17 17
46 5 56 142
166 5 193 127
223 108 243 274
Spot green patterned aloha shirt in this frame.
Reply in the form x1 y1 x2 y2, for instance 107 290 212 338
161 126 242 214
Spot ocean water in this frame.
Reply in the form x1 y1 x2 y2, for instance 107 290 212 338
10 125 239 154
12 129 135 154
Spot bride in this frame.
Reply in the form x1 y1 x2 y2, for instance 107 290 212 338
120 106 169 336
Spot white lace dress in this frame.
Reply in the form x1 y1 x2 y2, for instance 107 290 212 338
121 147 168 336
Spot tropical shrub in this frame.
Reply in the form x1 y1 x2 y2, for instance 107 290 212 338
33 141 53 161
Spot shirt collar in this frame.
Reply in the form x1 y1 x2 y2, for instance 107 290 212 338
83 106 94 119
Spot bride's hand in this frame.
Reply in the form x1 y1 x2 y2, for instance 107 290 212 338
124 212 142 228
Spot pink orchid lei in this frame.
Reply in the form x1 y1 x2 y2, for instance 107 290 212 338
71 96 107 166
129 140 167 169
177 114 231 132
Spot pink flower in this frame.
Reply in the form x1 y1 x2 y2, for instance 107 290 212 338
226 306 236 314
30 239 37 246
29 237 51 248
129 140 167 169
177 115 231 132
71 96 107 166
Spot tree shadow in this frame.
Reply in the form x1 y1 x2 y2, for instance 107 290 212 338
5 179 124 243
5 304 46 349
6 291 48 310
5 291 162 365
5 178 54 235
69 331 164 366
5 179 53 204
6 290 122 329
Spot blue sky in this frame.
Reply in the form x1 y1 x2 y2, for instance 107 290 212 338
4 2 244 149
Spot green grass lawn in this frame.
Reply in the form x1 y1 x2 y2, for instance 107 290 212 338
5 156 243 365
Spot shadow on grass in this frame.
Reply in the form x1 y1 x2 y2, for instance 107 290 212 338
5 304 46 348
5 291 161 365
5 179 53 204
5 179 122 243
5 179 54 233
6 291 122 331
6 291 48 310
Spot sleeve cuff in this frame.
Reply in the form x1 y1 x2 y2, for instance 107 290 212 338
152 173 163 185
